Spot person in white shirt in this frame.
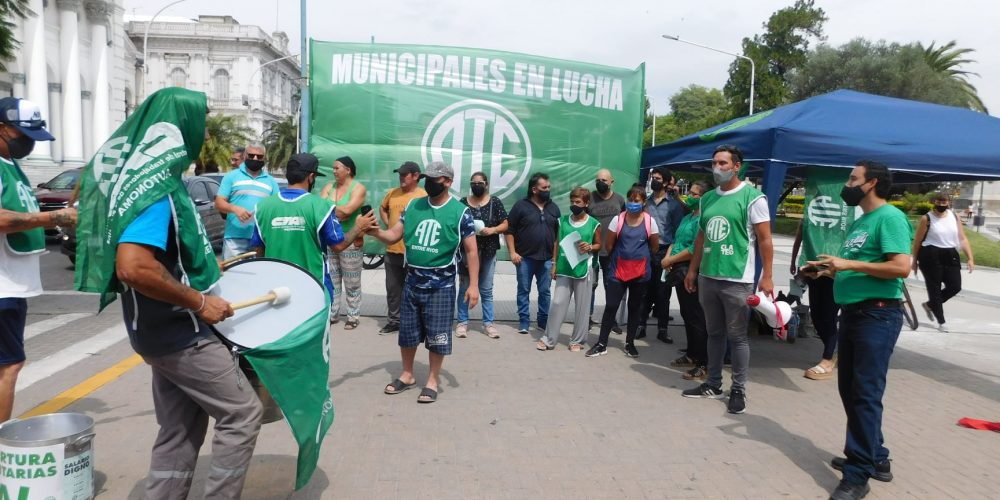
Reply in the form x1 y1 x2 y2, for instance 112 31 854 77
910 192 974 332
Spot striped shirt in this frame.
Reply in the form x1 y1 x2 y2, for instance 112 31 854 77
218 164 280 239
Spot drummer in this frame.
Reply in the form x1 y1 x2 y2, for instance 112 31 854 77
250 153 376 296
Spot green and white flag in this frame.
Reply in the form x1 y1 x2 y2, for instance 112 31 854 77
308 40 645 255
799 167 860 265
73 88 217 309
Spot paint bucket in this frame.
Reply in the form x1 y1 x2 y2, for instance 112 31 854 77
0 412 95 500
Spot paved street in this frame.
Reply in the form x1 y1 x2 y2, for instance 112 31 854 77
12 235 1000 499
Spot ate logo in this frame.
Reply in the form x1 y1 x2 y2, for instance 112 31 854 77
91 122 185 199
807 196 843 228
421 99 532 199
16 182 39 212
705 216 731 243
413 219 442 247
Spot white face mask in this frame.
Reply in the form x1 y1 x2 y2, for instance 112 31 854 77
712 167 735 185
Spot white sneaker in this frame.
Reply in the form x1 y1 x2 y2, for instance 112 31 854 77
455 323 468 338
938 323 949 333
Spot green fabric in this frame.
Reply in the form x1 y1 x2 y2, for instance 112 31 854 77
308 40 645 257
329 179 359 233
255 193 336 283
555 214 599 278
403 197 468 268
698 185 764 280
670 212 699 257
73 87 217 310
799 167 859 265
243 303 334 490
0 158 45 254
834 204 913 305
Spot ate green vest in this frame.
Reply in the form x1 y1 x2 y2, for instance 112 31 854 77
404 196 468 269
555 215 600 278
698 184 765 281
254 192 336 284
0 157 45 254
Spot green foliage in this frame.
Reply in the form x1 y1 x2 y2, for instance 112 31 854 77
784 195 805 204
782 202 804 214
723 0 828 117
644 85 728 147
889 200 907 211
772 215 802 235
913 202 934 215
962 227 1000 269
0 0 30 72
199 114 253 171
919 40 987 113
263 116 298 175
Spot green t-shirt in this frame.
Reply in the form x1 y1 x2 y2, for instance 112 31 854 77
834 203 913 305
669 212 698 258
254 192 336 284
555 214 600 278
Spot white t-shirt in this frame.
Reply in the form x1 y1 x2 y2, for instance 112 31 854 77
608 214 661 234
0 168 43 298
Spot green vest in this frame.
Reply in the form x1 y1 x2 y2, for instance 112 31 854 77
698 184 765 281
404 196 468 269
555 215 599 278
0 158 45 254
255 192 336 284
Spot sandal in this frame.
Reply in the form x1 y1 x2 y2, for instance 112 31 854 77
417 387 438 403
804 363 835 380
569 343 584 352
344 319 360 330
384 378 416 394
536 340 553 351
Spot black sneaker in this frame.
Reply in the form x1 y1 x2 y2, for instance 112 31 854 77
831 457 893 482
624 343 639 358
728 388 747 414
635 326 647 339
611 324 623 335
657 330 674 344
681 383 724 399
379 322 400 334
585 343 607 357
828 480 870 500
671 355 695 367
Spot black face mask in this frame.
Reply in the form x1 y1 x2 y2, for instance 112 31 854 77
650 180 663 192
245 159 265 171
2 133 35 159
839 183 869 207
934 204 948 213
535 190 551 203
570 205 586 216
471 184 486 197
596 180 610 194
425 178 447 197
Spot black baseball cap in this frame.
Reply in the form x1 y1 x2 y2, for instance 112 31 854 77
285 153 325 176
393 161 421 175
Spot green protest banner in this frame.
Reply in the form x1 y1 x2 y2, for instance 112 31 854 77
799 166 860 265
308 40 645 254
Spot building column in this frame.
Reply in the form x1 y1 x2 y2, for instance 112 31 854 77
11 74 26 99
47 83 63 164
81 91 94 159
58 0 85 165
23 0 52 162
86 0 111 152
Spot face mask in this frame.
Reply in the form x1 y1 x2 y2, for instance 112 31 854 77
570 205 587 216
650 179 663 192
245 159 265 171
424 178 447 197
712 167 735 185
471 184 486 197
625 201 643 214
934 204 948 213
535 190 551 203
685 196 700 212
596 180 610 194
2 133 35 159
839 183 869 207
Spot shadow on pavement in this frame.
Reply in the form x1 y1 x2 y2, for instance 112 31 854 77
125 454 329 499
331 360 459 392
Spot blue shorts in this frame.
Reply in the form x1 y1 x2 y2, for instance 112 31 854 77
399 285 456 355
0 298 28 365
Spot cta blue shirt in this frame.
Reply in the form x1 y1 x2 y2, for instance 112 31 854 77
217 165 280 239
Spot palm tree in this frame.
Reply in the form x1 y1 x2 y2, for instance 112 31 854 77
199 113 253 172
262 116 297 176
920 40 988 113
0 0 30 72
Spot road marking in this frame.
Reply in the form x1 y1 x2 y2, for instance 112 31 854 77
40 290 95 296
24 313 91 340
19 354 143 419
15 324 127 392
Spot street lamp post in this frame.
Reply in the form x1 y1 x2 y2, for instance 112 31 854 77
242 54 301 108
141 0 187 99
299 0 309 152
662 34 756 115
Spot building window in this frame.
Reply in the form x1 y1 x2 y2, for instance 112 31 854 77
171 68 187 88
213 69 230 101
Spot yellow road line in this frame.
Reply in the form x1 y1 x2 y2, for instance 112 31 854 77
19 354 144 419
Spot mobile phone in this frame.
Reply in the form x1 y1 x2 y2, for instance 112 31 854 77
359 204 373 215
800 263 830 273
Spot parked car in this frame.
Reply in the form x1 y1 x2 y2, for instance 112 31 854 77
35 168 82 236
60 176 226 263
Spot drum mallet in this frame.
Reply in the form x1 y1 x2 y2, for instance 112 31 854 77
221 251 258 267
231 287 292 310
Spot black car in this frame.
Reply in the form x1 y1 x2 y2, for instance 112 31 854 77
60 176 227 263
35 168 82 236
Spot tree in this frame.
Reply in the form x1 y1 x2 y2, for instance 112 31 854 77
199 113 253 172
0 0 30 72
723 0 827 117
643 85 728 148
263 116 298 175
919 41 988 113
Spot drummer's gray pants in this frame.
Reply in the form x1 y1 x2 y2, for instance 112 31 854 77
143 337 263 500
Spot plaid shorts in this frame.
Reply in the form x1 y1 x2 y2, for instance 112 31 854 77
400 284 457 355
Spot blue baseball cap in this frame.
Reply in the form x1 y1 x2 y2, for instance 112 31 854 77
0 97 55 141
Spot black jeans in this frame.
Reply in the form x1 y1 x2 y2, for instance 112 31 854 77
598 279 646 346
672 265 707 365
806 276 840 360
641 250 672 332
917 245 962 324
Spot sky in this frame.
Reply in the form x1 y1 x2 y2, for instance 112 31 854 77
125 0 1000 116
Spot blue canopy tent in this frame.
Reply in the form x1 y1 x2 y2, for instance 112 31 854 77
642 89 1000 218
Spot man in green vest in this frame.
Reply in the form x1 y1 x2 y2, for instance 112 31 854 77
251 153 375 298
0 97 75 421
682 144 774 415
368 161 479 403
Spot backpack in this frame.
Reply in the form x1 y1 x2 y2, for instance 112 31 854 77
613 211 653 282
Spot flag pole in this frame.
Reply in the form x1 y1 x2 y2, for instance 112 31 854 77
299 0 310 152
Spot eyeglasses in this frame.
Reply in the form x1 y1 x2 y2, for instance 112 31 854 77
246 154 264 160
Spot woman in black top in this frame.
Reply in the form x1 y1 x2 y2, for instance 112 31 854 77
456 172 508 339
